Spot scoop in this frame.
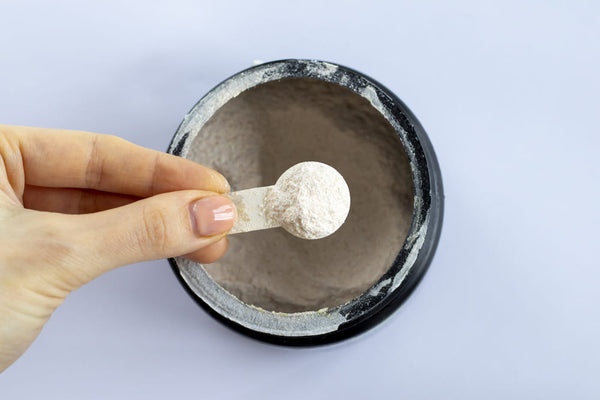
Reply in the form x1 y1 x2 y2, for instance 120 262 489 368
226 162 351 239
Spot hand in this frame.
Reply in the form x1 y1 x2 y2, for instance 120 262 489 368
0 125 236 372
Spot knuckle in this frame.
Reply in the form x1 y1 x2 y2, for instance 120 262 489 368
83 134 123 188
84 135 103 187
101 134 127 149
140 206 170 255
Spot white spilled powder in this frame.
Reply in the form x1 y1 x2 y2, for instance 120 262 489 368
264 162 351 240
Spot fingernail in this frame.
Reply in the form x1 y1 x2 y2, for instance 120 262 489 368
190 196 236 237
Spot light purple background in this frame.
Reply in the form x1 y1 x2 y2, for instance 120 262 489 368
1 1 599 399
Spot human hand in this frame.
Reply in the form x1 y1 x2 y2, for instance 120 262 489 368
0 125 235 372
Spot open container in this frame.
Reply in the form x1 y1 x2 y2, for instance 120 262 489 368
168 59 443 345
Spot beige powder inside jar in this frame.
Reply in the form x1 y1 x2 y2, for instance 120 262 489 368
187 78 413 313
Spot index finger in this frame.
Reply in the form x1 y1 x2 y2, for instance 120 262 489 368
4 125 229 197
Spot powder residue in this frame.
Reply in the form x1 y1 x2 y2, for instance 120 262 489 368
264 162 351 240
188 78 413 313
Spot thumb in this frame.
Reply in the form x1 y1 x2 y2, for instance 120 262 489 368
69 190 236 279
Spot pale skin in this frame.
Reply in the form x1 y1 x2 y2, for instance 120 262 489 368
0 125 236 372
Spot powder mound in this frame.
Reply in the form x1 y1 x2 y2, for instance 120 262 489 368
264 161 351 240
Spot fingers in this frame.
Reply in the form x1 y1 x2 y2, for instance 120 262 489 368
68 191 236 279
184 237 229 264
4 125 229 197
23 185 139 214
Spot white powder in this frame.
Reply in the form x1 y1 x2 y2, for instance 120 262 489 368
264 162 351 240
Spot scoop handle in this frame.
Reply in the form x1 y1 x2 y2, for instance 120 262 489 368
226 186 279 234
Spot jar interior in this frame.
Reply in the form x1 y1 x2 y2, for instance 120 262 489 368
187 78 413 313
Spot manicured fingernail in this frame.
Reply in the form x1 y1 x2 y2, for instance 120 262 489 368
190 196 236 237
